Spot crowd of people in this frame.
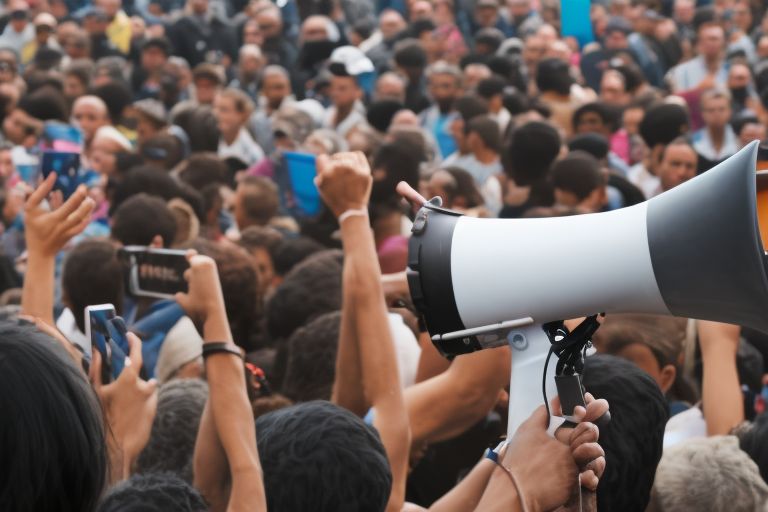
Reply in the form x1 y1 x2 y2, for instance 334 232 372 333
2 0 768 510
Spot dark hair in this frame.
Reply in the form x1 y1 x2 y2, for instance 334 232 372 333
140 134 185 171
408 18 436 38
572 101 617 133
536 58 573 96
568 133 610 160
738 412 768 484
366 99 404 133
467 114 502 152
90 81 133 125
440 166 485 208
550 150 604 200
97 473 207 512
237 176 280 227
0 320 107 512
110 165 204 221
639 103 689 148
583 354 668 512
371 138 422 203
238 226 285 256
266 250 342 342
142 37 172 56
17 85 68 121
502 88 530 115
281 311 340 402
454 94 490 124
272 236 325 277
186 239 260 351
62 239 124 333
393 39 428 69
185 106 221 153
23 70 65 93
503 121 561 185
111 193 177 248
136 379 208 483
178 153 228 189
256 401 392 512
64 59 94 91
476 75 506 99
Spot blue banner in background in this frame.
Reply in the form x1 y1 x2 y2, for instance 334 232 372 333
561 0 595 48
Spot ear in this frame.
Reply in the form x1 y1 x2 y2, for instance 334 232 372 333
150 235 164 248
658 364 677 394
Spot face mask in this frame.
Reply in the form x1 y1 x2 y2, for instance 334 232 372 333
730 86 748 104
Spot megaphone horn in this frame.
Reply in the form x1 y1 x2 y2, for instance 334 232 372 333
407 141 768 434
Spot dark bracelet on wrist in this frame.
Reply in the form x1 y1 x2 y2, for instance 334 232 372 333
202 342 244 360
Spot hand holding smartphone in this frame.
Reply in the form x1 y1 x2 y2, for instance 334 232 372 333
119 246 190 300
39 150 83 200
85 304 131 383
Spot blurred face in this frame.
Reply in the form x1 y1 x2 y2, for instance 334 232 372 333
475 6 498 27
410 0 433 20
243 20 264 46
733 2 752 32
575 111 608 136
380 11 406 40
622 107 643 136
262 73 290 110
727 64 751 89
390 109 419 128
239 54 263 80
759 36 768 60
508 0 530 18
135 115 161 145
188 0 208 15
0 149 14 178
97 0 121 18
427 170 455 206
658 143 697 191
450 116 465 149
463 65 491 91
194 77 219 105
701 96 731 129
0 53 17 84
600 71 628 106
72 100 109 144
257 11 281 40
613 343 670 391
429 73 460 107
3 109 32 145
523 35 546 69
301 17 328 42
697 25 725 60
90 136 122 175
604 29 628 50
141 46 167 73
739 122 766 147
250 247 275 296
674 0 694 24
64 74 87 101
375 74 405 102
214 95 246 136
330 75 359 109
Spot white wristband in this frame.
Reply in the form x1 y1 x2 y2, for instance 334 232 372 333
338 208 368 224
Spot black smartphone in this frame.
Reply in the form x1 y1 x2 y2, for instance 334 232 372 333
119 246 189 299
85 304 130 382
40 150 83 200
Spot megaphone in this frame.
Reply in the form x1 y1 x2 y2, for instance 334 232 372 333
407 141 768 435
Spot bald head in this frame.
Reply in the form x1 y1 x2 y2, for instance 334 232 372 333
380 9 406 40
72 95 110 144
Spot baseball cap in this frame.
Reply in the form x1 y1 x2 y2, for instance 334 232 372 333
605 16 632 35
328 46 374 77
132 99 168 126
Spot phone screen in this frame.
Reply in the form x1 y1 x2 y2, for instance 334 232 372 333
284 152 322 216
120 246 190 299
86 305 130 381
40 151 83 200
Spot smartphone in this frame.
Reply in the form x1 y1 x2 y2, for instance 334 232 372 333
284 152 322 216
40 150 83 200
84 304 130 382
119 246 190 299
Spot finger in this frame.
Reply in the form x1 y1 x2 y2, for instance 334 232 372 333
53 185 88 219
354 151 370 173
26 172 57 211
91 347 103 391
584 398 609 423
570 422 599 449
126 332 144 371
573 442 605 467
64 214 93 241
580 470 599 491
572 405 587 422
550 395 563 417
185 249 198 263
584 392 595 404
62 197 94 230
585 456 606 479
174 291 189 311
316 154 329 175
396 181 427 208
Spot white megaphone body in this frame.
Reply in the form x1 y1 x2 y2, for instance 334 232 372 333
407 141 768 435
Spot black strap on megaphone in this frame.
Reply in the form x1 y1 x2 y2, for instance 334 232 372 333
541 314 605 429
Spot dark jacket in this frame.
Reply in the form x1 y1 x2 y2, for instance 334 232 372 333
168 14 238 67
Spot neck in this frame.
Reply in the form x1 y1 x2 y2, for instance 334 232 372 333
335 104 353 123
704 55 721 70
223 128 240 144
474 147 497 164
709 126 725 149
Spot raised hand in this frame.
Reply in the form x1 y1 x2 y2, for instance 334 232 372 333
315 151 372 218
174 251 225 326
24 172 94 257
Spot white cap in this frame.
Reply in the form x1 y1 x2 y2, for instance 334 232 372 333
329 46 375 76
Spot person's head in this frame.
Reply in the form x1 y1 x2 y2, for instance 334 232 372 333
583 354 668 512
130 99 168 146
736 118 766 148
0 320 107 512
427 61 462 111
300 15 335 43
393 39 428 81
186 239 260 351
281 311 340 402
374 72 406 103
701 88 732 131
638 103 689 172
649 436 768 512
141 37 171 74
476 75 506 114
380 9 407 40
673 0 695 24
449 94 489 151
474 0 500 28
504 120 561 185
90 80 133 125
187 0 208 16
214 88 254 138
256 401 391 512
63 59 94 102
656 137 697 192
2 106 42 146
592 314 688 394
97 472 208 512
7 2 29 33
238 226 284 296
192 64 224 105
111 193 177 248
238 44 265 82
62 239 124 332
728 62 752 94
550 150 607 212
255 4 283 41
0 49 18 85
371 138 422 204
329 74 361 110
91 125 132 175
242 18 264 47
508 0 532 18
110 164 203 220
600 69 630 107
266 249 342 342
462 63 492 92
536 58 573 96
572 102 615 137
426 166 485 209
33 13 57 45
466 114 502 155
697 23 726 61
261 65 291 111
72 95 110 146
234 176 279 230
135 379 208 483
177 152 228 190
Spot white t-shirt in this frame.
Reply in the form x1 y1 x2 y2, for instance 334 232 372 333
663 405 707 449
218 128 265 166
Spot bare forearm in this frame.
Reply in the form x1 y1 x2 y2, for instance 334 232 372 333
473 471 522 512
416 333 450 383
702 346 744 435
332 264 367 416
21 255 55 325
430 459 496 512
193 402 230 512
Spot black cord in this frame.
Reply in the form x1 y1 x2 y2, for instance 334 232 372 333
542 344 555 428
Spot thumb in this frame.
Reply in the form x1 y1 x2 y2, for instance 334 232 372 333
316 154 329 176
90 347 103 391
126 332 144 372
519 404 550 433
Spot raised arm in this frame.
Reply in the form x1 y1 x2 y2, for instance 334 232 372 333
21 174 93 324
698 320 745 436
317 152 411 512
177 254 266 512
